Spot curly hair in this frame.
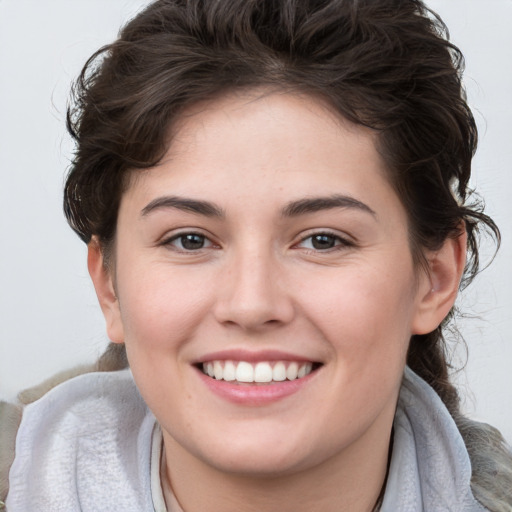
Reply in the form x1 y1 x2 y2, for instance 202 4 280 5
63 1 510 507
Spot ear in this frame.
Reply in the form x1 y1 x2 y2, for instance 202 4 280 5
87 238 125 344
411 228 467 335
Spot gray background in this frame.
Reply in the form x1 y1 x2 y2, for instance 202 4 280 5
1 0 511 441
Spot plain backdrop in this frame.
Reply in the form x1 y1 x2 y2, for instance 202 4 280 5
1 0 511 442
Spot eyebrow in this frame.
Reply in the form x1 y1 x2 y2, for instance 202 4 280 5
281 195 376 217
141 196 225 218
140 194 375 219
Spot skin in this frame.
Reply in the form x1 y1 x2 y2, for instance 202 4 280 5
89 91 466 511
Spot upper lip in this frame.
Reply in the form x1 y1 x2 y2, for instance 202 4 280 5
193 349 321 364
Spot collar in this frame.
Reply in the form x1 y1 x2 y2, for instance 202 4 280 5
380 367 487 511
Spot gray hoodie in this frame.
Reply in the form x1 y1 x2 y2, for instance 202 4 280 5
0 368 497 511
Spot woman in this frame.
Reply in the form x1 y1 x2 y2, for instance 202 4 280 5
2 0 511 510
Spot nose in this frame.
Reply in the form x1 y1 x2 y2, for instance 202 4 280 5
213 245 295 331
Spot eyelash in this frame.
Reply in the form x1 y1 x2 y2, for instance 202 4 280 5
161 230 354 253
295 231 354 252
162 231 215 252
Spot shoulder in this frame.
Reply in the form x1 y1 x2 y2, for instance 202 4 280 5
0 363 95 509
385 369 487 511
394 368 512 512
456 415 512 512
4 368 155 511
1 343 128 508
0 363 97 510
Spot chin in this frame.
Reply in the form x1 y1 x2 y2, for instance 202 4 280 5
204 448 309 478
181 423 339 478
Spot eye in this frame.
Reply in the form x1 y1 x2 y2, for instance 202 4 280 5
165 232 214 251
297 232 351 251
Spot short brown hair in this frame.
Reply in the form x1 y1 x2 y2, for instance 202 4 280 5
64 0 498 416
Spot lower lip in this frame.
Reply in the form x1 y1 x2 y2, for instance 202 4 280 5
195 367 318 406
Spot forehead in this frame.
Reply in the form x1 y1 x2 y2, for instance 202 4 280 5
170 89 378 157
121 90 399 221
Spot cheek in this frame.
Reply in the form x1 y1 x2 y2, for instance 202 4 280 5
114 264 212 414
298 264 418 355
115 263 214 351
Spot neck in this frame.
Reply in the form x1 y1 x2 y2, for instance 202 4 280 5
162 425 392 512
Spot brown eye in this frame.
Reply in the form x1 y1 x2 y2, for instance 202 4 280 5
181 234 205 250
297 232 352 251
311 234 337 250
166 233 212 251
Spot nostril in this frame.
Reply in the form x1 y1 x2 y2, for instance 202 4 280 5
214 298 295 330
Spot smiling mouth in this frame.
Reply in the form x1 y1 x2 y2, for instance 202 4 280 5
199 360 321 384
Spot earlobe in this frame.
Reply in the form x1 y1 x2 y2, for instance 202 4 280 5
411 229 467 335
87 238 125 344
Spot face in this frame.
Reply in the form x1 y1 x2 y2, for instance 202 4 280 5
96 91 436 477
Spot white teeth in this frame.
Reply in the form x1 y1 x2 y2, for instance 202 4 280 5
223 361 236 381
235 361 254 382
272 362 286 381
201 360 315 383
297 362 312 379
213 361 223 380
286 362 299 380
254 362 273 383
